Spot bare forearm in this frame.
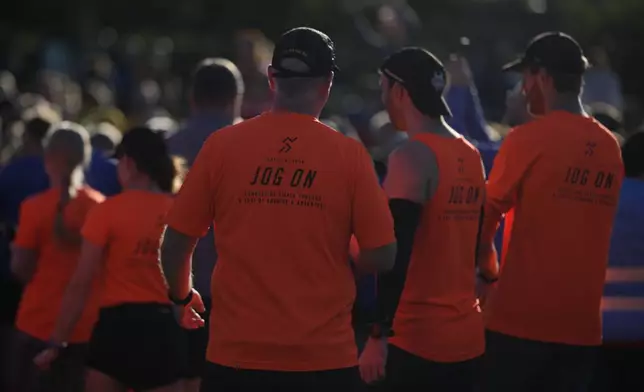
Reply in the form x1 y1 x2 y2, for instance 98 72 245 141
51 282 92 343
160 227 197 299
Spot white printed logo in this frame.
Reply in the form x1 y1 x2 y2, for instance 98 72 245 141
432 71 446 92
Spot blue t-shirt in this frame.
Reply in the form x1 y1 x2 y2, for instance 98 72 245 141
86 151 121 197
0 155 49 277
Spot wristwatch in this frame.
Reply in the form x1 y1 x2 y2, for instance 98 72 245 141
168 289 194 306
46 339 69 350
477 272 499 284
369 322 394 339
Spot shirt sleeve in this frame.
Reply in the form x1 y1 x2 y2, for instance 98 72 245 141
479 129 535 249
166 136 218 238
13 199 41 249
351 144 395 249
81 203 111 247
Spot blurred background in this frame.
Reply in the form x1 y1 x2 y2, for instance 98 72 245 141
0 0 642 159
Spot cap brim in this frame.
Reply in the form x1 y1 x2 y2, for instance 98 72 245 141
439 96 453 118
501 58 526 72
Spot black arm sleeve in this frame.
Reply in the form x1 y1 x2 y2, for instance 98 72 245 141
374 198 423 331
474 205 485 267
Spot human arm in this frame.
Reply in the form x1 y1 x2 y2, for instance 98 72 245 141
477 130 535 270
10 199 41 283
373 140 435 334
162 137 217 302
359 140 434 384
350 144 397 273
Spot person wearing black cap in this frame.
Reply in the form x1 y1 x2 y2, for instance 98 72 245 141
477 32 624 392
358 47 487 391
160 27 396 391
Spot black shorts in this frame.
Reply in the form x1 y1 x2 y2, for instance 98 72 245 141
4 329 87 392
184 296 212 379
382 344 481 392
483 330 597 392
201 361 360 392
0 275 23 326
86 303 187 390
590 342 644 392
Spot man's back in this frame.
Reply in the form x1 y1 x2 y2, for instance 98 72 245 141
168 111 393 371
486 111 624 345
391 134 486 362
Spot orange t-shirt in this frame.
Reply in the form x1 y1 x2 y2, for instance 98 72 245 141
166 112 395 371
480 112 624 346
389 134 485 362
82 190 173 307
14 187 105 342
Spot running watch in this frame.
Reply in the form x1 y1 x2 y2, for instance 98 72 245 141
477 272 499 284
168 289 194 306
46 339 69 350
369 322 394 339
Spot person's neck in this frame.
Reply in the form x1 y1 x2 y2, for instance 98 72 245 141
405 115 458 138
271 100 321 118
549 94 587 116
125 178 162 193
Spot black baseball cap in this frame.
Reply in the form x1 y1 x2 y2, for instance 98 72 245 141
503 32 589 74
271 27 339 78
114 127 167 163
380 47 452 117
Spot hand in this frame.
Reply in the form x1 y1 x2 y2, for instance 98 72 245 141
476 277 496 309
359 337 388 384
174 288 206 330
33 347 60 370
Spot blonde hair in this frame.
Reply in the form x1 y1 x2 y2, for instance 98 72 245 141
44 121 92 168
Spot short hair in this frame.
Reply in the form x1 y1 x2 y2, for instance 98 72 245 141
44 122 92 168
273 58 328 99
191 58 244 107
548 70 583 94
622 132 644 178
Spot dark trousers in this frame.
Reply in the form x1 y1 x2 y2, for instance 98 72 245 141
183 296 212 379
483 330 597 392
201 362 360 392
382 344 481 392
589 343 644 392
4 329 87 392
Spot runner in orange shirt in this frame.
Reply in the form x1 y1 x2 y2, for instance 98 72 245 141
358 48 487 391
33 127 201 392
160 27 397 391
478 32 624 392
6 122 104 392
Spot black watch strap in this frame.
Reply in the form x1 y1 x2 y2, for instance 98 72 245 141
46 340 69 350
369 322 394 339
169 289 193 306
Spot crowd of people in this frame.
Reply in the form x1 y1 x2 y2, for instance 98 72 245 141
0 22 642 392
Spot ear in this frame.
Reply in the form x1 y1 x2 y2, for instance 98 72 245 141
392 82 410 105
319 72 334 96
267 66 276 92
